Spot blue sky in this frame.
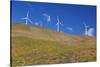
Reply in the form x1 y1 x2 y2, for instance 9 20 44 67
11 1 96 36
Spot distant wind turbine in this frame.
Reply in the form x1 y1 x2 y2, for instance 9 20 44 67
43 13 51 22
83 23 89 36
21 11 33 24
56 16 63 32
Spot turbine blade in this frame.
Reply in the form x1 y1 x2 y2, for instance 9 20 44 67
84 22 89 28
21 17 27 20
28 19 33 24
83 22 88 28
56 22 58 25
27 10 29 18
83 23 86 27
57 16 59 22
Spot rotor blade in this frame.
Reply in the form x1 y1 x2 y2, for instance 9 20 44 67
27 10 29 18
83 22 89 28
83 22 88 27
83 22 86 27
57 16 59 22
28 19 33 24
21 17 27 20
56 22 59 25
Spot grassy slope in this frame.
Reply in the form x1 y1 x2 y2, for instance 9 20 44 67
11 23 96 66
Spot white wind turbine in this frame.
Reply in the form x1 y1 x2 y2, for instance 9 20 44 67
22 11 33 24
83 23 89 36
56 16 63 32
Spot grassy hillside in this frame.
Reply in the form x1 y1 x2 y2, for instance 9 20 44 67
11 23 96 66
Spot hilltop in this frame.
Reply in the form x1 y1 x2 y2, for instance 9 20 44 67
11 23 96 66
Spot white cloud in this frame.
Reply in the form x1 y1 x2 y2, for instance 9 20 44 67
87 28 95 36
34 22 39 26
66 27 73 31
43 13 51 22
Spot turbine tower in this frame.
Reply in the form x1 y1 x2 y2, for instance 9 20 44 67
84 23 89 36
56 16 63 32
22 10 32 24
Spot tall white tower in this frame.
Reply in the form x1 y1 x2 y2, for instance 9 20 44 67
56 16 63 32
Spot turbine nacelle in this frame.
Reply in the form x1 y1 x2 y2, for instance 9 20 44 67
56 22 63 26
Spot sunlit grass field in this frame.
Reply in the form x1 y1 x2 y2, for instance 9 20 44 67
11 23 96 66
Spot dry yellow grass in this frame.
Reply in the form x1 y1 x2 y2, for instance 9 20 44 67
11 23 96 67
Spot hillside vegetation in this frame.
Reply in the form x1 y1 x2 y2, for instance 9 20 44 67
11 23 96 66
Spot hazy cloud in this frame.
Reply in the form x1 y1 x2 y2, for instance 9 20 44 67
34 22 39 26
66 27 73 31
87 28 95 36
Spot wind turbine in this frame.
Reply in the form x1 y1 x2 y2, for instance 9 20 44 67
21 10 33 25
56 16 63 32
83 23 89 36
